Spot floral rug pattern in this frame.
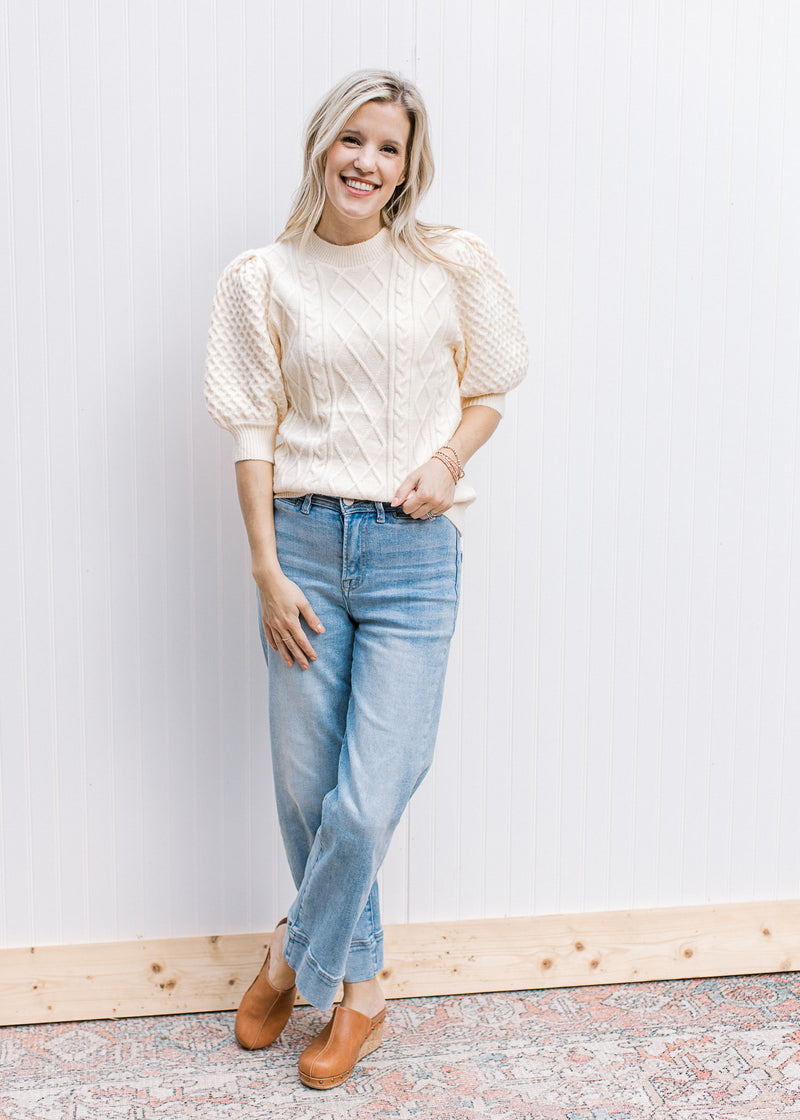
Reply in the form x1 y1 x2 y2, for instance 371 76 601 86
1 973 799 1118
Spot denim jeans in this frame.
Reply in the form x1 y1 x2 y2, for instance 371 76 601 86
261 494 461 1010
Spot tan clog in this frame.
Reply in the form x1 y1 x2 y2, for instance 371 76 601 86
298 1005 386 1089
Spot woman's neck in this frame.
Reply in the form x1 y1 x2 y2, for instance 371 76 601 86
314 213 385 247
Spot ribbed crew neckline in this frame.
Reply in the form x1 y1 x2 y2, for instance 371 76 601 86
307 226 392 267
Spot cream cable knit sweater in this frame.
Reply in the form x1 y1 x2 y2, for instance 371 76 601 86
204 226 528 531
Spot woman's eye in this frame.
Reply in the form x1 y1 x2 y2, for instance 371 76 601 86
341 135 359 145
382 146 399 155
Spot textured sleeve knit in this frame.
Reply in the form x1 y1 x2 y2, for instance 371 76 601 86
204 226 528 529
446 230 529 418
205 251 287 462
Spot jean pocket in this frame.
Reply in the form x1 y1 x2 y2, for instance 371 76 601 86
274 496 301 510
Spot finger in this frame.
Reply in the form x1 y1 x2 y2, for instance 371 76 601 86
285 622 317 667
392 473 419 507
299 599 325 634
277 629 310 670
273 633 294 668
402 487 426 514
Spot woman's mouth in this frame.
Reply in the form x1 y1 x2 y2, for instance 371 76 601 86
342 177 380 195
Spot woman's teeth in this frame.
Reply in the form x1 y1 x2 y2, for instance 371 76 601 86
344 178 378 192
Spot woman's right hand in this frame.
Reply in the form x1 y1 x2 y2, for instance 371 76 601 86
255 566 325 670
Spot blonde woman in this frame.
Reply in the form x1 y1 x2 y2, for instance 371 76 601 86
205 70 527 1089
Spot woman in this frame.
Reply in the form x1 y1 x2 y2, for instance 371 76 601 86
205 69 527 1089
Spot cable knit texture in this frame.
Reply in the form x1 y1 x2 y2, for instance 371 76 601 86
204 226 528 530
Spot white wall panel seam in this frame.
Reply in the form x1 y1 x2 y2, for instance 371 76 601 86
508 0 528 916
210 0 226 938
727 0 760 903
156 0 173 932
684 0 712 905
2 0 34 947
180 0 201 933
114 0 136 939
739 0 761 900
576 0 596 919
504 0 526 918
484 0 502 915
65 0 92 939
532 0 554 916
585 0 608 911
628 2 653 908
776 0 800 894
647 1 668 907
34 0 65 945
703 0 736 903
610 0 632 910
559 0 580 914
496 0 517 921
658 0 685 904
769 0 794 899
720 0 745 905
463 0 490 921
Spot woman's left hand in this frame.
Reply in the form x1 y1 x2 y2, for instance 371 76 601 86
392 457 456 519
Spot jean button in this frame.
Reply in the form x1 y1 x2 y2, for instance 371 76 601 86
342 498 354 506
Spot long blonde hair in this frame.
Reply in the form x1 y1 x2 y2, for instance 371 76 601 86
279 70 456 265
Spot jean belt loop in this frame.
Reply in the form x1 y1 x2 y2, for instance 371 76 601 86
301 494 313 514
374 501 385 524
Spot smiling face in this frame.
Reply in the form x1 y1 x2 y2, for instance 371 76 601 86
316 100 411 245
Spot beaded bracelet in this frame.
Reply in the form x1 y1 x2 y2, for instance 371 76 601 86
432 451 459 484
433 449 461 480
438 445 465 479
431 445 465 485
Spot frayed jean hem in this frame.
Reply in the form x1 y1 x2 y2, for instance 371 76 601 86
284 925 384 1010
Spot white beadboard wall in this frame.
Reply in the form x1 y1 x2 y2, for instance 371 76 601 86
2 0 799 949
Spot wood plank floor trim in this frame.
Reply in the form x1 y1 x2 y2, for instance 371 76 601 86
2 900 798 1026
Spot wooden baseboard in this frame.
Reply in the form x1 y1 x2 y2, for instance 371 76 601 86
1 900 798 1026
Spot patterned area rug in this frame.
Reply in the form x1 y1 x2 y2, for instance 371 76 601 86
2 974 799 1119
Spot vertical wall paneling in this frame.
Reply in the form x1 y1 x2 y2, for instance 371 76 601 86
2 0 799 950
1 0 33 948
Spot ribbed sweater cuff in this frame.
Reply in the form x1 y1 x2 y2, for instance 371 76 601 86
230 424 277 463
462 392 506 417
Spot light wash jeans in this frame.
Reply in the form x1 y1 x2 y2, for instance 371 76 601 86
261 494 461 1010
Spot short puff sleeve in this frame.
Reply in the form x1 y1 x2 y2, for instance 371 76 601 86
449 231 529 418
204 251 287 462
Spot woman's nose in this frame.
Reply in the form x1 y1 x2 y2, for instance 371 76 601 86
354 147 377 173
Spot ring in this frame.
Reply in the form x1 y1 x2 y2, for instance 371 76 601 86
425 512 436 520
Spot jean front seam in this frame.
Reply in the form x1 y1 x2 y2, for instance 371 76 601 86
340 511 365 592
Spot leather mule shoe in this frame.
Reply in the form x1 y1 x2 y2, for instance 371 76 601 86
234 921 297 1050
298 1005 386 1089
